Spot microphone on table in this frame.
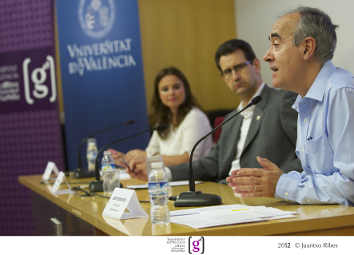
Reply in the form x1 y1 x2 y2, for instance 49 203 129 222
174 96 262 207
89 124 169 192
72 120 135 178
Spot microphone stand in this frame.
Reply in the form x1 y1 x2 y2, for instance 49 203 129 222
174 96 262 207
89 129 151 192
73 120 135 178
89 124 168 192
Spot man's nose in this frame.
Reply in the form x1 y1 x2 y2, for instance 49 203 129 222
231 69 240 81
263 48 273 62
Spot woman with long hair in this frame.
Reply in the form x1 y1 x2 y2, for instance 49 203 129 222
110 66 212 168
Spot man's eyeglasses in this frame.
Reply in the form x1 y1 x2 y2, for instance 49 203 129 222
222 61 250 78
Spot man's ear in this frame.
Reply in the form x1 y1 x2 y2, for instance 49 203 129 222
252 58 261 72
303 37 316 60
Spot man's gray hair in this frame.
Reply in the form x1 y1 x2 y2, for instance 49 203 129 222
285 7 338 63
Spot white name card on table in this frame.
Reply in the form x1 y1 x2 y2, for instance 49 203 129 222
50 171 65 194
49 171 74 195
42 161 59 181
103 188 148 220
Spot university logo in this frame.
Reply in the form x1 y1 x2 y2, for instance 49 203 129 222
188 236 205 254
78 0 115 38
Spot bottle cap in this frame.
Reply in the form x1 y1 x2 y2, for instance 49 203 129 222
151 161 164 169
87 138 96 143
103 150 112 156
88 143 97 150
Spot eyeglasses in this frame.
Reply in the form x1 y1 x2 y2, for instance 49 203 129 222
222 61 250 79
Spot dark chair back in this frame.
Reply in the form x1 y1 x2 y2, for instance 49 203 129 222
206 109 233 143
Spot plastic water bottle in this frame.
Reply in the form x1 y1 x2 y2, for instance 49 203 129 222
86 138 98 172
101 151 120 193
148 161 170 224
101 150 115 173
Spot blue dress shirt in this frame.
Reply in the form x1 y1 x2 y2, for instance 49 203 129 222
275 61 354 205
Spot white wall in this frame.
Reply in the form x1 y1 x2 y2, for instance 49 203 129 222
235 0 354 85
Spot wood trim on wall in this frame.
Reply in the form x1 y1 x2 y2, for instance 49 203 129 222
138 0 239 113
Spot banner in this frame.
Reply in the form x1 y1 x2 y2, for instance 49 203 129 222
0 0 64 235
56 0 149 171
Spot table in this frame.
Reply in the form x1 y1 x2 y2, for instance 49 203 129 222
18 174 354 236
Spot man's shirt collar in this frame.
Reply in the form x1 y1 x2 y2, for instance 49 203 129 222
293 61 335 111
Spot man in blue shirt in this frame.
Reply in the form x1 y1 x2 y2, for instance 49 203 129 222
227 7 354 205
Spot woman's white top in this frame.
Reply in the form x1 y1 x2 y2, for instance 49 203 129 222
146 107 213 160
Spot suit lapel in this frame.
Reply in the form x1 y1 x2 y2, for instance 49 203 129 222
242 107 263 154
221 114 243 177
241 85 270 156
229 115 243 157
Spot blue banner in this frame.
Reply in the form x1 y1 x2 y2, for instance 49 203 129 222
56 0 149 170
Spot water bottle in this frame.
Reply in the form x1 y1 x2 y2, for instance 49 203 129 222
148 161 170 224
86 138 98 172
101 151 120 193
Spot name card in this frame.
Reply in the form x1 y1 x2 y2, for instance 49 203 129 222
50 171 65 194
42 161 59 181
103 188 148 220
49 171 73 195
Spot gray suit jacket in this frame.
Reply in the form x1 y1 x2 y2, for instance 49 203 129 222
170 85 302 182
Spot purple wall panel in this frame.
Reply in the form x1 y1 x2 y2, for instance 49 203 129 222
0 0 65 235
0 0 54 51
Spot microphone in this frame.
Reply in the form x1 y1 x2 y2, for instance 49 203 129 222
174 96 262 207
89 124 168 192
73 120 135 178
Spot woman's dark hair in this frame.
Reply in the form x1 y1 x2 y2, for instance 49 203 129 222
151 66 199 139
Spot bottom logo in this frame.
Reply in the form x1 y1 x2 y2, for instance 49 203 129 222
188 236 205 254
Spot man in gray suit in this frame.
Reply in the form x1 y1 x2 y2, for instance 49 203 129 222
128 39 301 183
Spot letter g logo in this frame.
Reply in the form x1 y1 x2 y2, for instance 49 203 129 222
188 236 205 254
